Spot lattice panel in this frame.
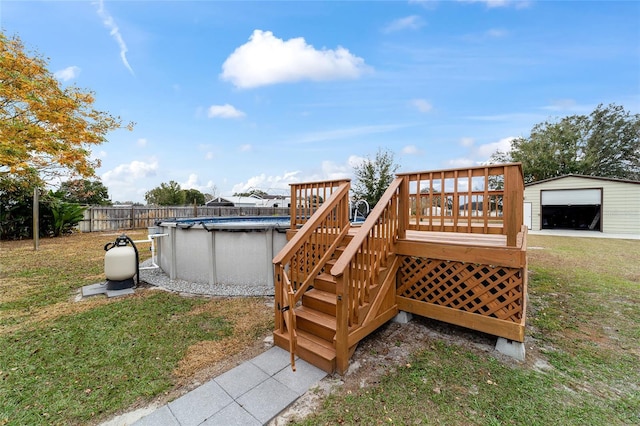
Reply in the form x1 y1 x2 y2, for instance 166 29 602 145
396 256 523 323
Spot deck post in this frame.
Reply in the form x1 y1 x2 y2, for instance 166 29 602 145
398 176 408 240
504 165 524 247
335 271 349 375
289 184 297 230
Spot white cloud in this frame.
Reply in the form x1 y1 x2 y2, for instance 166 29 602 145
408 0 439 9
181 173 199 190
239 144 252 152
102 158 158 183
221 30 370 89
230 171 302 194
411 99 433 113
94 0 134 75
347 155 366 168
476 136 515 158
460 137 475 147
486 28 508 38
54 66 81 81
297 123 412 144
320 160 352 181
180 174 218 195
207 104 246 119
383 15 425 33
541 99 591 113
445 158 476 168
137 138 148 147
401 145 422 155
458 0 531 8
205 152 214 160
445 136 515 168
101 158 158 202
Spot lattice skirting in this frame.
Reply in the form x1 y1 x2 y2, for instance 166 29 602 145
396 256 524 323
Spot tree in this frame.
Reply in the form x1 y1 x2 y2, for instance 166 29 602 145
55 178 110 205
352 148 400 209
0 171 41 239
49 198 86 237
0 172 85 239
144 181 186 205
183 188 205 205
491 104 640 183
0 33 133 182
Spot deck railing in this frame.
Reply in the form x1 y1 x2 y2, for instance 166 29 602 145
397 163 524 246
273 181 352 369
289 179 351 230
331 178 403 373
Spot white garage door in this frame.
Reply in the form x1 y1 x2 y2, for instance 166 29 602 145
541 189 601 205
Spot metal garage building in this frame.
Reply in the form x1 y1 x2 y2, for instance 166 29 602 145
524 174 640 236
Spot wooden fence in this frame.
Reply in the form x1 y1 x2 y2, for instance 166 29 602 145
79 205 290 232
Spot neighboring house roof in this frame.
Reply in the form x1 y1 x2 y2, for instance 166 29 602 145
525 174 640 187
205 194 290 207
206 196 259 206
459 201 484 211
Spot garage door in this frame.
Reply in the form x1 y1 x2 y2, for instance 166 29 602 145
541 189 601 206
541 189 602 231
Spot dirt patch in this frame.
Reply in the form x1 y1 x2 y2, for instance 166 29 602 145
271 315 537 425
173 297 273 383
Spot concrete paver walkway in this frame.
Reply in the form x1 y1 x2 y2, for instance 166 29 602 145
132 346 326 426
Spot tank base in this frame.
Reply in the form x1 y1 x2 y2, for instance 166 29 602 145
106 278 134 291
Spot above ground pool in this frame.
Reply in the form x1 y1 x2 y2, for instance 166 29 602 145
154 216 290 293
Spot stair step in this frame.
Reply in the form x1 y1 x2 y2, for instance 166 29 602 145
296 306 336 341
273 329 336 373
313 272 336 293
303 288 337 316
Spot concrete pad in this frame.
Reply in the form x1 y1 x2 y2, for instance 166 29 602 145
168 380 233 426
106 288 135 298
214 361 270 399
273 358 327 395
250 346 294 376
201 402 261 426
82 283 107 297
392 311 413 324
102 405 159 426
495 337 526 361
236 378 299 424
132 405 179 426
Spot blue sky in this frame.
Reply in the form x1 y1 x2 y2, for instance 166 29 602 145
2 0 639 202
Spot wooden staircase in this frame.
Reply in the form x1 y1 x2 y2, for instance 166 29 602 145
274 222 398 373
273 239 347 373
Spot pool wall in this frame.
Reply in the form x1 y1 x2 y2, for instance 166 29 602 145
155 217 289 290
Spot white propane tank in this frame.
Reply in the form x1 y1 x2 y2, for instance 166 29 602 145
104 245 136 281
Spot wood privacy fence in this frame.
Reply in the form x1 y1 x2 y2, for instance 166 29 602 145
79 206 291 232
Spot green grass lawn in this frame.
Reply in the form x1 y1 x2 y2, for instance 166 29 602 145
297 235 640 425
0 232 273 425
1 233 638 425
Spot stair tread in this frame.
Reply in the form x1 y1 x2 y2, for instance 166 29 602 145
304 288 336 305
274 329 336 361
297 330 335 354
316 272 336 283
296 306 336 330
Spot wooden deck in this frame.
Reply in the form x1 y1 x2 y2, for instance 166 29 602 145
273 163 528 374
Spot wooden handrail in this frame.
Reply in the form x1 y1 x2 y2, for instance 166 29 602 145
273 182 350 265
273 180 351 371
289 179 351 229
331 178 403 276
395 162 523 177
399 163 524 244
333 178 402 374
